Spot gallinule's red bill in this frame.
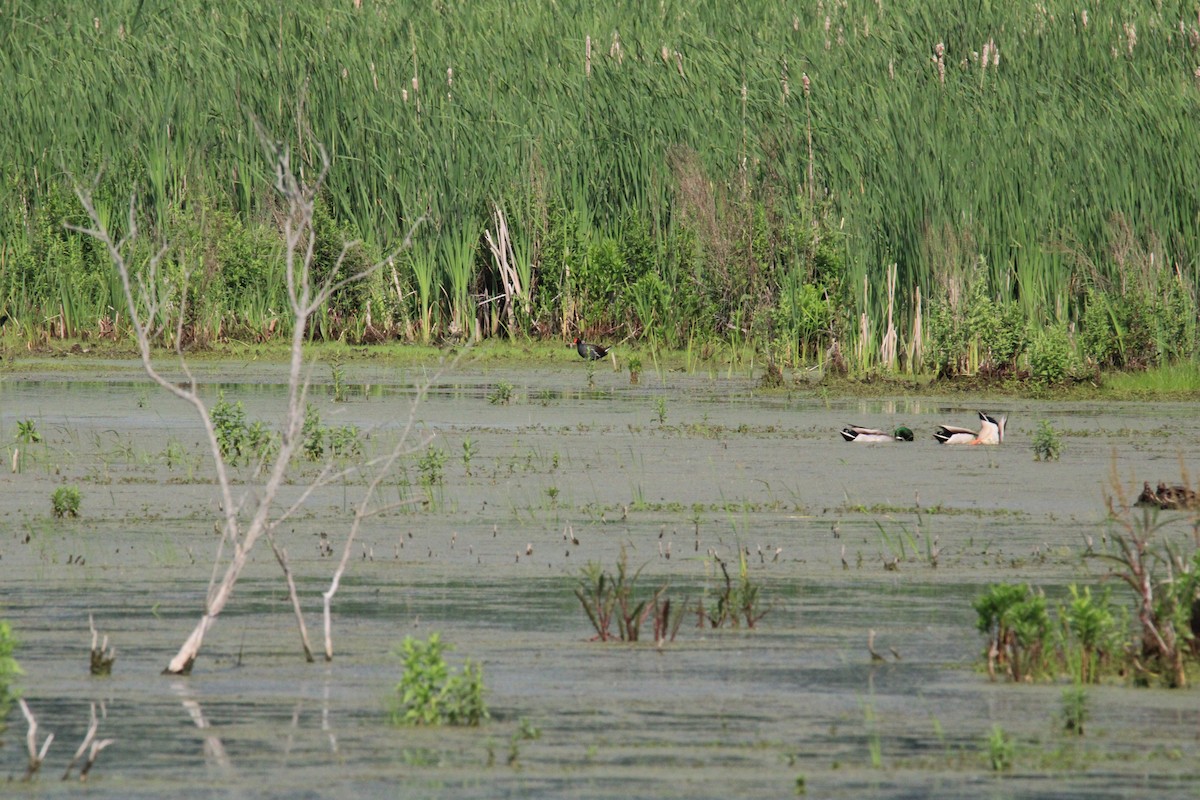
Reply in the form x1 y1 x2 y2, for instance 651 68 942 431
573 337 609 360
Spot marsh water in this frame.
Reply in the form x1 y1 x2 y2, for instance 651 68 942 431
1 356 1199 798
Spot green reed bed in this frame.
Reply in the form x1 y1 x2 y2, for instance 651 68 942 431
1 1 1199 377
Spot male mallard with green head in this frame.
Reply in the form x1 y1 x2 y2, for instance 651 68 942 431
840 424 914 443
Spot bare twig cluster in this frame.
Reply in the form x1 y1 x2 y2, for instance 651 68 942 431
70 127 428 674
18 699 113 782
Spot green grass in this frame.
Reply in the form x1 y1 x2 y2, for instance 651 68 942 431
1102 363 1200 396
2 0 1199 373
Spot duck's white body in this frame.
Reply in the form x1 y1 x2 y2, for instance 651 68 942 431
934 412 1006 445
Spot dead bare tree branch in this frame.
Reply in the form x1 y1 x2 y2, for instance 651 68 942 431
70 125 425 674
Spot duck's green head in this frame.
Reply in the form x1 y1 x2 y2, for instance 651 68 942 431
894 426 914 441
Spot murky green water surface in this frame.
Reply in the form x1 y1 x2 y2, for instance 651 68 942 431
1 359 1198 797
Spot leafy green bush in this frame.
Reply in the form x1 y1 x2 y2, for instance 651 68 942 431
1060 585 1119 684
1032 420 1062 461
924 300 964 378
52 485 81 518
965 280 1025 372
974 583 1051 681
1028 324 1074 386
390 633 488 727
773 273 831 363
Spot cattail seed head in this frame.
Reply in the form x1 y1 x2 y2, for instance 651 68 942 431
802 72 811 97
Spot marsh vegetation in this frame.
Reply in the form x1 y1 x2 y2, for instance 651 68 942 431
2 1 1200 386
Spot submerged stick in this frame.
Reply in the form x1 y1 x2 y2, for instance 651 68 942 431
89 613 116 675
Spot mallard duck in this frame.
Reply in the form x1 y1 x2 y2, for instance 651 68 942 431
1135 481 1161 507
1156 482 1198 510
840 424 914 443
1135 481 1198 510
934 411 1006 445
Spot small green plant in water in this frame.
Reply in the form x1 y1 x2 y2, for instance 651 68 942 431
1032 419 1062 461
628 355 642 384
418 444 448 506
211 392 277 466
986 724 1014 771
1060 685 1088 736
973 583 1051 682
1061 584 1118 684
508 717 541 767
15 419 41 444
330 359 348 402
702 549 768 629
859 696 882 769
389 633 488 726
461 437 476 476
301 405 363 461
575 546 680 643
52 485 81 518
162 439 187 470
418 445 446 487
654 396 667 424
488 381 514 405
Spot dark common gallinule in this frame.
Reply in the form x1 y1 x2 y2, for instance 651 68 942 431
573 337 609 361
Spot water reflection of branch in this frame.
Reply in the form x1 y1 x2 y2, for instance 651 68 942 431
172 681 232 770
322 668 339 754
284 700 303 760
62 702 115 782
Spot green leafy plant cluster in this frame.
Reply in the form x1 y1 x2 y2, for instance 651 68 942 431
487 382 514 405
1098 490 1200 687
301 405 362 461
1028 324 1076 386
701 550 768 629
51 485 82 518
15 419 41 444
924 272 1026 379
1032 420 1062 461
974 581 1134 685
575 547 682 644
389 633 488 727
210 393 277 466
